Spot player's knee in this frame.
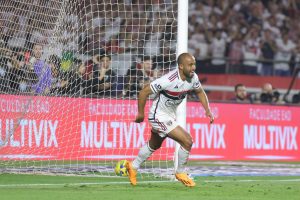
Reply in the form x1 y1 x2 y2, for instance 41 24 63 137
150 143 161 150
149 141 161 150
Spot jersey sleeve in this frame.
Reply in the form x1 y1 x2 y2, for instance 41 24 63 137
192 73 202 89
149 75 171 94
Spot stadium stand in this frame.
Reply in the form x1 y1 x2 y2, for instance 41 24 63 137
0 0 299 103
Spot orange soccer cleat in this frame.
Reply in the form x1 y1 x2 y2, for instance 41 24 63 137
175 173 196 187
125 161 137 186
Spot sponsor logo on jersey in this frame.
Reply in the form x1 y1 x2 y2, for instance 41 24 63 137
165 99 183 107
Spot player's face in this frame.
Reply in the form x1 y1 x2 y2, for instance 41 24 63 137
182 56 196 79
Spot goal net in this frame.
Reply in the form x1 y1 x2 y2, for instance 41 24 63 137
0 0 178 178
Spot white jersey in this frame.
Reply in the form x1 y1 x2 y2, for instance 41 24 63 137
149 69 201 120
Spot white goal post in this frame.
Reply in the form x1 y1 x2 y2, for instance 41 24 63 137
0 0 188 178
174 0 188 173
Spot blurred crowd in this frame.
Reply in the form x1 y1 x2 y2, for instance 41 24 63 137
188 0 300 76
0 0 299 104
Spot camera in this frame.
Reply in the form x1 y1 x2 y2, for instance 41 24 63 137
260 93 273 103
292 92 300 104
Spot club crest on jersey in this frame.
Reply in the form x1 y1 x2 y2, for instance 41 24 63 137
193 81 200 88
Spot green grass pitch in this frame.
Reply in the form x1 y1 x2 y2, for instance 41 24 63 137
0 174 299 200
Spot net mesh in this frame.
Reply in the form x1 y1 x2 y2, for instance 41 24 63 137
0 0 178 178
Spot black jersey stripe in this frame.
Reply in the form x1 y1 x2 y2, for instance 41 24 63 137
160 90 186 100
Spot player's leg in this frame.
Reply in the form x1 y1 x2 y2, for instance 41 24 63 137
132 129 165 169
167 126 195 187
126 129 165 185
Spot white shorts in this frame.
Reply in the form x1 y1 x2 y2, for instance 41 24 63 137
148 113 178 138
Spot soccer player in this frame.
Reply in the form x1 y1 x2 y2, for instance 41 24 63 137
125 52 214 187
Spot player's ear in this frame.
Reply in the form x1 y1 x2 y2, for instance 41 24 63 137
178 64 184 70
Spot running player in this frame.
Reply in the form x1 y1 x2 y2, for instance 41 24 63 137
126 52 214 187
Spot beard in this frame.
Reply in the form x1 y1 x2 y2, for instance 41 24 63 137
183 70 194 79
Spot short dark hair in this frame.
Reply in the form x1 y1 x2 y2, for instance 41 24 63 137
234 83 245 92
177 53 191 65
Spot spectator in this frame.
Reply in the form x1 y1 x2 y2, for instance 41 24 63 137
91 54 116 96
263 15 281 39
260 29 276 76
232 83 251 103
209 30 226 74
228 32 244 74
48 55 65 95
274 30 296 76
189 27 209 74
258 82 284 104
61 60 84 96
48 56 82 96
70 61 92 96
144 22 163 56
123 56 156 98
30 44 53 94
0 56 10 93
259 83 274 103
242 26 261 75
7 54 32 94
7 53 23 92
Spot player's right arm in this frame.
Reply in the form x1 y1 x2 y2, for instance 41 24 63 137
135 72 172 123
135 84 153 123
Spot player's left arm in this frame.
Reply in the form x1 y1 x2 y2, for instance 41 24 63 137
194 86 214 124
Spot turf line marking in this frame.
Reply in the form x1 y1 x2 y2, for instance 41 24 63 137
204 179 300 183
0 179 300 188
0 180 172 187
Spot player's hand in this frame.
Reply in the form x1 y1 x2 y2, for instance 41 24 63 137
135 113 145 123
206 110 214 124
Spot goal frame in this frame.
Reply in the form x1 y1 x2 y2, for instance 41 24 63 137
174 0 188 172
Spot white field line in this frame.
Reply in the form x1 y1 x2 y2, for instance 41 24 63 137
0 179 300 188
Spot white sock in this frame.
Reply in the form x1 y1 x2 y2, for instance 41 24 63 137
132 142 155 170
176 146 190 173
